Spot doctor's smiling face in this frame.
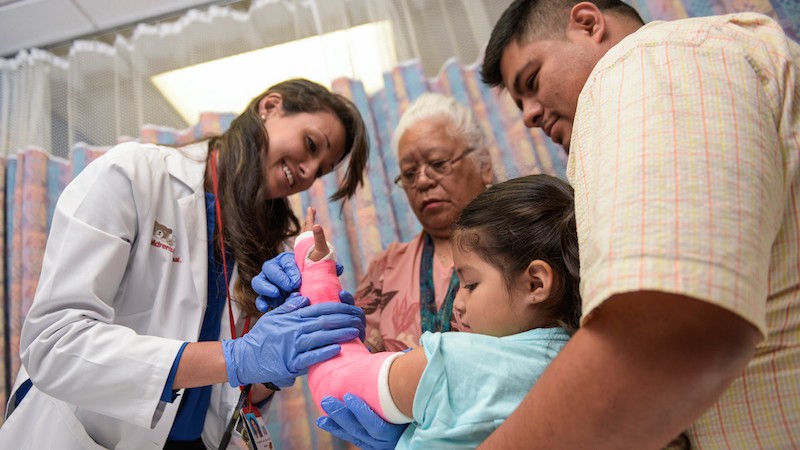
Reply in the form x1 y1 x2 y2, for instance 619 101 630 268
259 93 346 199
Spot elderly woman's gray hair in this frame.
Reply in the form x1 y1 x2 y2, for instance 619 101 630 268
392 92 490 167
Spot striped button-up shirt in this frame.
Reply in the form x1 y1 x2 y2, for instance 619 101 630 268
568 12 800 448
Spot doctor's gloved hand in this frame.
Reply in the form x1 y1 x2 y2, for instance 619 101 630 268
338 290 366 342
316 394 407 450
252 251 344 312
222 293 362 387
252 252 301 312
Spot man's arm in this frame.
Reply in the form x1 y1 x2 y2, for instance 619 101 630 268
478 291 761 449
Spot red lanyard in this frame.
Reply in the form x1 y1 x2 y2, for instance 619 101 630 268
209 150 251 340
210 151 259 450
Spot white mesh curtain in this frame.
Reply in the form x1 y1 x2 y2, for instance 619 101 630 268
1 0 512 159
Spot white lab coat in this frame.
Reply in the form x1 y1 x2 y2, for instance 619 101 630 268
0 141 256 449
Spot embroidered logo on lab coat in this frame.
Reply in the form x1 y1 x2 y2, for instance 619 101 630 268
151 221 176 254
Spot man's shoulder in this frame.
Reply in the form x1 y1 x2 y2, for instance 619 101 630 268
614 12 779 54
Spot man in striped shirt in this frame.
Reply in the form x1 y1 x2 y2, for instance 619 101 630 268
479 0 800 448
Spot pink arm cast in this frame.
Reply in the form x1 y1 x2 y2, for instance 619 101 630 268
294 233 411 424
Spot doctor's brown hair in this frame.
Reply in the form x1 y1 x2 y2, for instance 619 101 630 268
452 174 581 333
209 78 368 317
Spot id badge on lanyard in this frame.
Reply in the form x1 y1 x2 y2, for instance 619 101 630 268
236 398 274 450
218 386 274 450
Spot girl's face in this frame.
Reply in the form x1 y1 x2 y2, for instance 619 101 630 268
260 94 346 199
452 242 534 337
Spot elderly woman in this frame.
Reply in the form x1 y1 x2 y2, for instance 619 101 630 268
254 92 493 347
253 92 493 449
356 92 493 352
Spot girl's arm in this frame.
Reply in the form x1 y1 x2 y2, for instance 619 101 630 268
298 208 424 423
387 347 428 417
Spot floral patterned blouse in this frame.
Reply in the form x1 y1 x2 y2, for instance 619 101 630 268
355 232 465 352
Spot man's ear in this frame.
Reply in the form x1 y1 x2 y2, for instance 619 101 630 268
525 260 554 305
258 93 283 119
566 2 606 44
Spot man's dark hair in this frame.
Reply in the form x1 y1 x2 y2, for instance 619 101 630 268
481 0 644 88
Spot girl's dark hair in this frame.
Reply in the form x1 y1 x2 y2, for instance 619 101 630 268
208 78 369 317
453 174 581 333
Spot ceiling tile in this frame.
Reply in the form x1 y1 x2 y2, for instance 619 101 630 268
74 0 213 30
0 0 94 57
0 0 221 57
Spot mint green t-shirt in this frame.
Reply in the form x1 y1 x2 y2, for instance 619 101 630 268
397 327 570 449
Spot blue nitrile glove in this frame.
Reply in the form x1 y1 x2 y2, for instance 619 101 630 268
252 251 344 312
222 294 362 387
338 290 366 342
316 393 408 450
252 252 301 312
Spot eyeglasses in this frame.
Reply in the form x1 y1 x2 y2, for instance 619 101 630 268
394 147 475 189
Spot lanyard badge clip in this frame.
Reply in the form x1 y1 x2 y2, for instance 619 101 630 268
218 385 274 450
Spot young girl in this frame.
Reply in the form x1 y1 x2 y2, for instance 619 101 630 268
294 173 581 448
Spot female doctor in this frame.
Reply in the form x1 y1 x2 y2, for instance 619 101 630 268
0 78 369 449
